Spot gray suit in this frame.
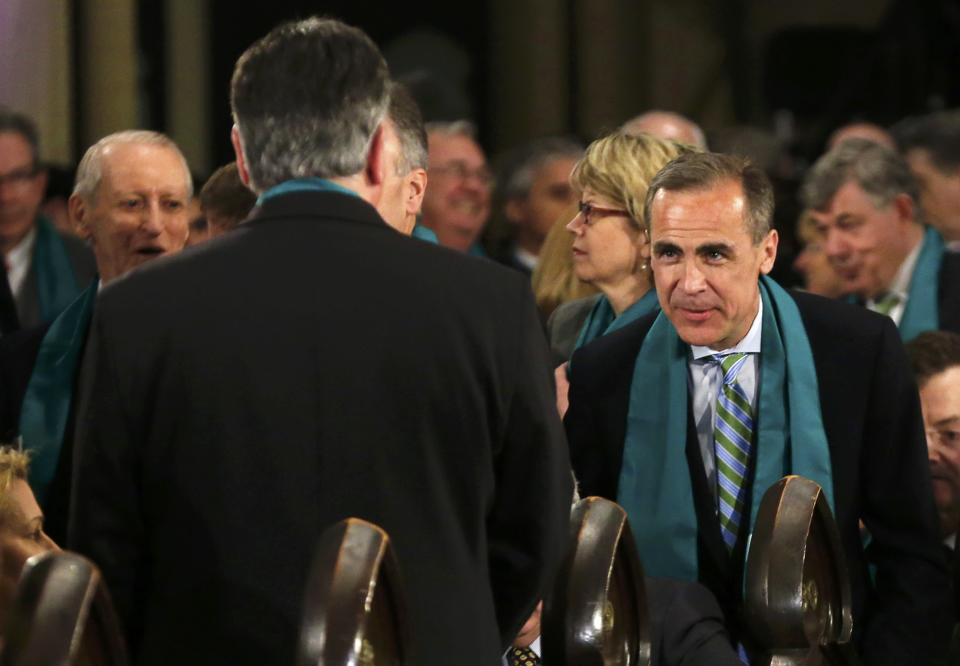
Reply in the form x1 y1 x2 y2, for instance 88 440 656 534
545 294 599 365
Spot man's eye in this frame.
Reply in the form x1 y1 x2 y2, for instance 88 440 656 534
121 199 141 209
943 430 960 445
164 200 184 210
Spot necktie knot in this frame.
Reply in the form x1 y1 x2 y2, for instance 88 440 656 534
713 352 749 386
874 292 901 317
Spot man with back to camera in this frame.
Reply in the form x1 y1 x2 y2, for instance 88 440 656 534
0 130 192 543
564 151 953 663
69 17 571 666
802 138 960 340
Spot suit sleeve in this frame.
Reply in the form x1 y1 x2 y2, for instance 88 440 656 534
487 282 573 649
859 318 954 664
647 578 741 666
67 308 146 653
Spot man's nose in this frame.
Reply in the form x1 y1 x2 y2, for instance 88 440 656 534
681 260 707 292
140 202 165 234
822 228 848 261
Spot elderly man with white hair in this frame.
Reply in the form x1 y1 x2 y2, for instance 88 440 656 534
0 130 192 543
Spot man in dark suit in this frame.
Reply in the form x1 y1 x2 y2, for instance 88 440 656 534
565 152 953 663
801 137 960 340
0 108 95 331
70 17 571 666
0 130 192 543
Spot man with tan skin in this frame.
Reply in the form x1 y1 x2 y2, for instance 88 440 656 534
802 138 960 340
0 108 95 332
0 130 192 544
621 110 708 150
420 120 491 253
565 151 952 662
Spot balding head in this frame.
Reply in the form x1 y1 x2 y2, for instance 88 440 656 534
827 122 895 151
621 110 707 150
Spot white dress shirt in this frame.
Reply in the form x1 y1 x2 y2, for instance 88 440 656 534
687 299 763 500
865 235 922 326
4 225 36 300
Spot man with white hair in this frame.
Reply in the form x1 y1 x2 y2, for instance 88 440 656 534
0 130 191 543
70 17 570 666
622 110 708 150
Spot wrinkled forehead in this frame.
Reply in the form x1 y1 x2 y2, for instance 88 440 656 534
649 181 750 238
98 143 192 195
427 132 485 165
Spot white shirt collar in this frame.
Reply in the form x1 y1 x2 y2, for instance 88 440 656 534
512 245 538 271
690 294 764 360
4 226 37 298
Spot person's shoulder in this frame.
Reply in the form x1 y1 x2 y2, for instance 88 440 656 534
550 295 601 328
789 289 891 339
569 310 657 387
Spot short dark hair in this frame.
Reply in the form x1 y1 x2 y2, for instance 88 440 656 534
200 162 256 230
643 151 773 243
0 107 40 169
230 17 390 192
387 81 427 173
906 330 960 387
498 136 584 201
893 110 960 174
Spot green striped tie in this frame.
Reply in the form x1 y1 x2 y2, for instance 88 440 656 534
873 292 900 317
713 353 754 551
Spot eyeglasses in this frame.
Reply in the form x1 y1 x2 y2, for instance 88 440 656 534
574 200 631 226
0 165 39 189
430 161 493 186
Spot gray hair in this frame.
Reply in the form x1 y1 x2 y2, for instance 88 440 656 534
801 138 921 217
388 81 427 174
499 137 584 200
425 120 477 143
230 17 390 192
73 130 192 201
644 152 774 243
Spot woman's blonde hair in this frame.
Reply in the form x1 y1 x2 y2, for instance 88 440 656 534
570 131 693 228
0 447 29 525
532 205 600 317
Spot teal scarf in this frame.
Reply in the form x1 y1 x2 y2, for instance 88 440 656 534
574 290 659 351
618 276 834 580
412 224 438 244
899 227 944 342
33 216 82 322
256 178 359 206
20 280 98 505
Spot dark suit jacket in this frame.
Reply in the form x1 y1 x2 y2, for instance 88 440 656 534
938 250 960 334
647 578 741 666
0 317 88 545
565 290 953 665
15 228 95 329
69 190 573 666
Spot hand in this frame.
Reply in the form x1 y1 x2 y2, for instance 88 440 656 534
554 363 570 419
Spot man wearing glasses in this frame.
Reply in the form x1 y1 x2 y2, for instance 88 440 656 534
0 108 95 331
420 120 492 254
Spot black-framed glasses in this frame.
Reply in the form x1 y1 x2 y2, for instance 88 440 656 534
575 200 631 226
430 161 493 186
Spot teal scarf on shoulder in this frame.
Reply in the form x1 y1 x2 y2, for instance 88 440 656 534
574 290 659 352
412 224 439 244
33 216 82 322
617 276 834 580
256 178 360 206
899 227 943 342
20 280 98 505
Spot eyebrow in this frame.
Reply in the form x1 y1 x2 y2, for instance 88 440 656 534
696 242 734 256
932 416 960 428
652 240 680 254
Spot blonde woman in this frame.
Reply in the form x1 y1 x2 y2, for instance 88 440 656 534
531 204 599 322
547 131 694 363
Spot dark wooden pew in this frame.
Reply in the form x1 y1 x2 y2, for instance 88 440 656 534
296 517 407 666
541 496 651 666
0 551 127 666
743 475 858 665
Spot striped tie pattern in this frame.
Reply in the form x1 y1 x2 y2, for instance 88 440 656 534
713 352 754 551
873 292 901 317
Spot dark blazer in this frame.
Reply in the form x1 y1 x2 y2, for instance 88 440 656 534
0 317 88 545
938 250 960 334
69 190 573 666
647 578 741 666
565 290 953 665
16 228 96 329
